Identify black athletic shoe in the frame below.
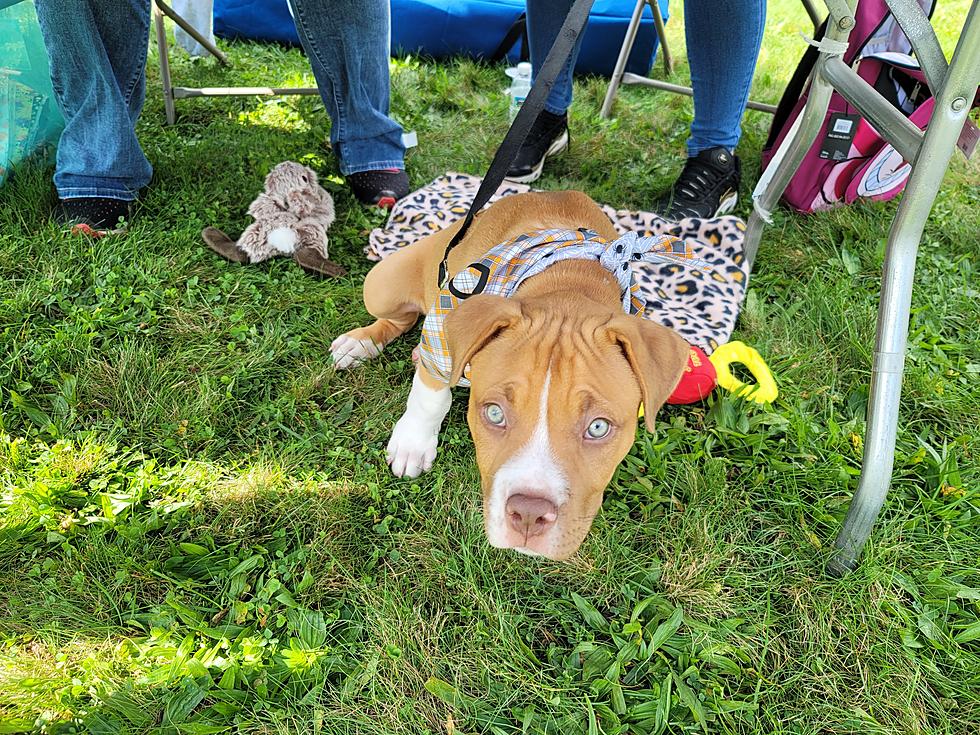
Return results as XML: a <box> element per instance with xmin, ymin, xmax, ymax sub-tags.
<box><xmin>347</xmin><ymin>168</ymin><xmax>410</xmax><ymax>209</ymax></box>
<box><xmin>53</xmin><ymin>197</ymin><xmax>131</xmax><ymax>237</ymax></box>
<box><xmin>505</xmin><ymin>110</ymin><xmax>569</xmax><ymax>184</ymax></box>
<box><xmin>651</xmin><ymin>147</ymin><xmax>741</xmax><ymax>220</ymax></box>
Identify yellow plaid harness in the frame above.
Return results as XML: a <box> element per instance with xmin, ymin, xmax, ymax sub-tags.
<box><xmin>419</xmin><ymin>227</ymin><xmax>686</xmax><ymax>387</ymax></box>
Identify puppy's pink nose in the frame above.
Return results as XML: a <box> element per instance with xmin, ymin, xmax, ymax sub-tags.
<box><xmin>506</xmin><ymin>494</ymin><xmax>557</xmax><ymax>538</ymax></box>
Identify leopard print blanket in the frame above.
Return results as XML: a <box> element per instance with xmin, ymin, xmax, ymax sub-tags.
<box><xmin>366</xmin><ymin>172</ymin><xmax>749</xmax><ymax>354</ymax></box>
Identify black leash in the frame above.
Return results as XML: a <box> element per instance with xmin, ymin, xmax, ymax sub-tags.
<box><xmin>437</xmin><ymin>0</ymin><xmax>596</xmax><ymax>295</ymax></box>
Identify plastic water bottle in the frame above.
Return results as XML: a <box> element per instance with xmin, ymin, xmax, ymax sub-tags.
<box><xmin>507</xmin><ymin>62</ymin><xmax>533</xmax><ymax>122</ymax></box>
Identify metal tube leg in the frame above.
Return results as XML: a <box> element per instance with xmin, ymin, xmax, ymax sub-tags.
<box><xmin>829</xmin><ymin>1</ymin><xmax>980</xmax><ymax>574</ymax></box>
<box><xmin>800</xmin><ymin>0</ymin><xmax>824</xmax><ymax>34</ymax></box>
<box><xmin>650</xmin><ymin>0</ymin><xmax>673</xmax><ymax>76</ymax></box>
<box><xmin>600</xmin><ymin>0</ymin><xmax>648</xmax><ymax>119</ymax></box>
<box><xmin>884</xmin><ymin>0</ymin><xmax>947</xmax><ymax>94</ymax></box>
<box><xmin>745</xmin><ymin>0</ymin><xmax>859</xmax><ymax>267</ymax></box>
<box><xmin>155</xmin><ymin>0</ymin><xmax>230</xmax><ymax>66</ymax></box>
<box><xmin>743</xmin><ymin>57</ymin><xmax>837</xmax><ymax>266</ymax></box>
<box><xmin>153</xmin><ymin>1</ymin><xmax>177</xmax><ymax>125</ymax></box>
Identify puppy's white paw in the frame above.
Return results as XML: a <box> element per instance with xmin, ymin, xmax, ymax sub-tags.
<box><xmin>386</xmin><ymin>418</ymin><xmax>438</xmax><ymax>478</ymax></box>
<box><xmin>385</xmin><ymin>371</ymin><xmax>452</xmax><ymax>478</ymax></box>
<box><xmin>330</xmin><ymin>334</ymin><xmax>383</xmax><ymax>370</ymax></box>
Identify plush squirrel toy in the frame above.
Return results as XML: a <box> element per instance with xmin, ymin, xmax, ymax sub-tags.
<box><xmin>202</xmin><ymin>161</ymin><xmax>345</xmax><ymax>276</ymax></box>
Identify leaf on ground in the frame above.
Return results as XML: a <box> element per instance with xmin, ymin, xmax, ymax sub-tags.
<box><xmin>180</xmin><ymin>542</ymin><xmax>210</xmax><ymax>556</ymax></box>
<box><xmin>841</xmin><ymin>245</ymin><xmax>861</xmax><ymax>275</ymax></box>
<box><xmin>572</xmin><ymin>592</ymin><xmax>608</xmax><ymax>632</ymax></box>
<box><xmin>163</xmin><ymin>678</ymin><xmax>208</xmax><ymax>726</ymax></box>
<box><xmin>649</xmin><ymin>607</ymin><xmax>684</xmax><ymax>654</ymax></box>
<box><xmin>954</xmin><ymin>621</ymin><xmax>980</xmax><ymax>644</ymax></box>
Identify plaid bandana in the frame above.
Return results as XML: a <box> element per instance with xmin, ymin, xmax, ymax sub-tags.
<box><xmin>419</xmin><ymin>227</ymin><xmax>686</xmax><ymax>387</ymax></box>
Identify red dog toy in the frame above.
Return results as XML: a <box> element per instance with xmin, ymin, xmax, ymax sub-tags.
<box><xmin>667</xmin><ymin>344</ymin><xmax>718</xmax><ymax>405</ymax></box>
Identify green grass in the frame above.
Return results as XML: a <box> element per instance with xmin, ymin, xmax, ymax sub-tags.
<box><xmin>2</xmin><ymin>1</ymin><xmax>979</xmax><ymax>732</ymax></box>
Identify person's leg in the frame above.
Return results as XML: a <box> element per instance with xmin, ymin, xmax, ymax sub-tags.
<box><xmin>288</xmin><ymin>0</ymin><xmax>407</xmax><ymax>204</ymax></box>
<box><xmin>652</xmin><ymin>0</ymin><xmax>766</xmax><ymax>219</ymax></box>
<box><xmin>506</xmin><ymin>0</ymin><xmax>582</xmax><ymax>182</ymax></box>
<box><xmin>34</xmin><ymin>0</ymin><xmax>152</xmax><ymax>206</ymax></box>
<box><xmin>686</xmin><ymin>0</ymin><xmax>766</xmax><ymax>155</ymax></box>
<box><xmin>525</xmin><ymin>0</ymin><xmax>579</xmax><ymax>116</ymax></box>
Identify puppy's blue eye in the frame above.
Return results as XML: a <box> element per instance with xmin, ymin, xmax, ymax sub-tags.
<box><xmin>586</xmin><ymin>418</ymin><xmax>610</xmax><ymax>439</ymax></box>
<box><xmin>484</xmin><ymin>403</ymin><xmax>505</xmax><ymax>426</ymax></box>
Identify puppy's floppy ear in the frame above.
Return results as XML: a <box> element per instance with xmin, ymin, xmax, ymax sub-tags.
<box><xmin>444</xmin><ymin>294</ymin><xmax>523</xmax><ymax>387</ymax></box>
<box><xmin>606</xmin><ymin>316</ymin><xmax>689</xmax><ymax>431</ymax></box>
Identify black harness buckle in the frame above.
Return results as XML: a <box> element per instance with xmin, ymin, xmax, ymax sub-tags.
<box><xmin>446</xmin><ymin>262</ymin><xmax>491</xmax><ymax>300</ymax></box>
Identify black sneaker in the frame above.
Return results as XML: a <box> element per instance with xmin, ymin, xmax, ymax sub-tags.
<box><xmin>651</xmin><ymin>147</ymin><xmax>741</xmax><ymax>220</ymax></box>
<box><xmin>347</xmin><ymin>168</ymin><xmax>410</xmax><ymax>209</ymax></box>
<box><xmin>505</xmin><ymin>110</ymin><xmax>569</xmax><ymax>184</ymax></box>
<box><xmin>53</xmin><ymin>197</ymin><xmax>131</xmax><ymax>237</ymax></box>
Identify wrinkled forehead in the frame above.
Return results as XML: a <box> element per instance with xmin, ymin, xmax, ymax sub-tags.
<box><xmin>472</xmin><ymin>326</ymin><xmax>640</xmax><ymax>416</ymax></box>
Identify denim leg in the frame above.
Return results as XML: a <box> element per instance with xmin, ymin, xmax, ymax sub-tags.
<box><xmin>525</xmin><ymin>0</ymin><xmax>582</xmax><ymax>116</ymax></box>
<box><xmin>685</xmin><ymin>0</ymin><xmax>766</xmax><ymax>155</ymax></box>
<box><xmin>34</xmin><ymin>0</ymin><xmax>152</xmax><ymax>201</ymax></box>
<box><xmin>288</xmin><ymin>0</ymin><xmax>405</xmax><ymax>175</ymax></box>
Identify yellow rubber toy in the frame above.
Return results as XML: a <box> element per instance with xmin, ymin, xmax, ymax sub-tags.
<box><xmin>708</xmin><ymin>341</ymin><xmax>778</xmax><ymax>404</ymax></box>
<box><xmin>638</xmin><ymin>341</ymin><xmax>777</xmax><ymax>418</ymax></box>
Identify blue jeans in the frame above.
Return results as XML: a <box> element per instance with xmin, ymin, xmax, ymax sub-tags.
<box><xmin>289</xmin><ymin>0</ymin><xmax>405</xmax><ymax>175</ymax></box>
<box><xmin>34</xmin><ymin>0</ymin><xmax>404</xmax><ymax>201</ymax></box>
<box><xmin>526</xmin><ymin>0</ymin><xmax>767</xmax><ymax>156</ymax></box>
<box><xmin>35</xmin><ymin>0</ymin><xmax>152</xmax><ymax>200</ymax></box>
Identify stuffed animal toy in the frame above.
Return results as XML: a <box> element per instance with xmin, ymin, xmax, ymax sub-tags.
<box><xmin>202</xmin><ymin>161</ymin><xmax>345</xmax><ymax>276</ymax></box>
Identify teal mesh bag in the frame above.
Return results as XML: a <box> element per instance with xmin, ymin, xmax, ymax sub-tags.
<box><xmin>0</xmin><ymin>0</ymin><xmax>64</xmax><ymax>186</ymax></box>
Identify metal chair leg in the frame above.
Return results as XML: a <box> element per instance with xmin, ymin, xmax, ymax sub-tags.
<box><xmin>650</xmin><ymin>0</ymin><xmax>672</xmax><ymax>76</ymax></box>
<box><xmin>155</xmin><ymin>0</ymin><xmax>229</xmax><ymax>66</ymax></box>
<box><xmin>743</xmin><ymin>36</ymin><xmax>853</xmax><ymax>264</ymax></box>
<box><xmin>601</xmin><ymin>0</ymin><xmax>648</xmax><ymax>119</ymax></box>
<box><xmin>153</xmin><ymin>0</ymin><xmax>177</xmax><ymax>126</ymax></box>
<box><xmin>601</xmin><ymin>0</ymin><xmax>790</xmax><ymax>121</ymax></box>
<box><xmin>828</xmin><ymin>0</ymin><xmax>980</xmax><ymax>574</ymax></box>
<box><xmin>884</xmin><ymin>0</ymin><xmax>947</xmax><ymax>94</ymax></box>
<box><xmin>800</xmin><ymin>0</ymin><xmax>825</xmax><ymax>34</ymax></box>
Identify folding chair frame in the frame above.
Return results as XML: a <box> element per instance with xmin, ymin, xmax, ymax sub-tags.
<box><xmin>152</xmin><ymin>0</ymin><xmax>318</xmax><ymax>126</ymax></box>
<box><xmin>600</xmin><ymin>0</ymin><xmax>826</xmax><ymax>118</ymax></box>
<box><xmin>746</xmin><ymin>0</ymin><xmax>979</xmax><ymax>574</ymax></box>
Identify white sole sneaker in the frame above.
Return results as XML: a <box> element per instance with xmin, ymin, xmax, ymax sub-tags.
<box><xmin>505</xmin><ymin>129</ymin><xmax>570</xmax><ymax>184</ymax></box>
<box><xmin>713</xmin><ymin>190</ymin><xmax>739</xmax><ymax>217</ymax></box>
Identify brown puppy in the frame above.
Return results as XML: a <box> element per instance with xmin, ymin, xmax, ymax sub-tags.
<box><xmin>332</xmin><ymin>191</ymin><xmax>688</xmax><ymax>560</ymax></box>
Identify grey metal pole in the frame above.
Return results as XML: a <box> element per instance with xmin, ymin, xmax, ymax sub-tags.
<box><xmin>649</xmin><ymin>0</ymin><xmax>673</xmax><ymax>76</ymax></box>
<box><xmin>882</xmin><ymin>0</ymin><xmax>948</xmax><ymax>94</ymax></box>
<box><xmin>600</xmin><ymin>0</ymin><xmax>649</xmax><ymax>119</ymax></box>
<box><xmin>621</xmin><ymin>74</ymin><xmax>778</xmax><ymax>113</ymax></box>
<box><xmin>821</xmin><ymin>56</ymin><xmax>923</xmax><ymax>161</ymax></box>
<box><xmin>800</xmin><ymin>0</ymin><xmax>825</xmax><ymax>33</ymax></box>
<box><xmin>829</xmin><ymin>0</ymin><xmax>980</xmax><ymax>574</ymax></box>
<box><xmin>743</xmin><ymin>55</ymin><xmax>841</xmax><ymax>264</ymax></box>
<box><xmin>155</xmin><ymin>0</ymin><xmax>230</xmax><ymax>67</ymax></box>
<box><xmin>153</xmin><ymin>1</ymin><xmax>176</xmax><ymax>125</ymax></box>
<box><xmin>743</xmin><ymin>0</ymin><xmax>858</xmax><ymax>267</ymax></box>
